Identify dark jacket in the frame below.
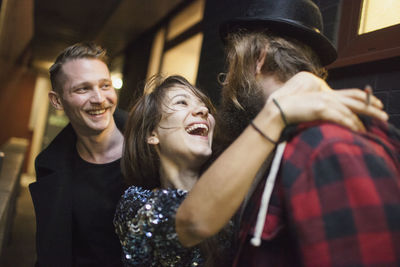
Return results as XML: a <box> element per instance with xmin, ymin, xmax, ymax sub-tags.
<box><xmin>29</xmin><ymin>109</ymin><xmax>127</xmax><ymax>267</ymax></box>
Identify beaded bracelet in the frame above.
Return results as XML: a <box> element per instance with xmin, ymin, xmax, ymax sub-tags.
<box><xmin>250</xmin><ymin>121</ymin><xmax>277</xmax><ymax>145</ymax></box>
<box><xmin>272</xmin><ymin>98</ymin><xmax>288</xmax><ymax>126</ymax></box>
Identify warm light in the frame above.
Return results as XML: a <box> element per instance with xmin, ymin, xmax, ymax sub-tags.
<box><xmin>147</xmin><ymin>28</ymin><xmax>166</xmax><ymax>79</ymax></box>
<box><xmin>167</xmin><ymin>0</ymin><xmax>204</xmax><ymax>40</ymax></box>
<box><xmin>32</xmin><ymin>60</ymin><xmax>54</xmax><ymax>71</ymax></box>
<box><xmin>146</xmin><ymin>0</ymin><xmax>204</xmax><ymax>82</ymax></box>
<box><xmin>359</xmin><ymin>0</ymin><xmax>400</xmax><ymax>34</ymax></box>
<box><xmin>161</xmin><ymin>33</ymin><xmax>203</xmax><ymax>84</ymax></box>
<box><xmin>111</xmin><ymin>74</ymin><xmax>123</xmax><ymax>89</ymax></box>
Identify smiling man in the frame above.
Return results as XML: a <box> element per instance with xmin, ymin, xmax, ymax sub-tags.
<box><xmin>29</xmin><ymin>43</ymin><xmax>127</xmax><ymax>267</ymax></box>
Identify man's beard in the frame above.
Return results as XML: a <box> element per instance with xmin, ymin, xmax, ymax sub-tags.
<box><xmin>215</xmin><ymin>79</ymin><xmax>265</xmax><ymax>151</ymax></box>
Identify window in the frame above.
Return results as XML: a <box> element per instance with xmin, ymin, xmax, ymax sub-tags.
<box><xmin>358</xmin><ymin>0</ymin><xmax>400</xmax><ymax>34</ymax></box>
<box><xmin>146</xmin><ymin>0</ymin><xmax>204</xmax><ymax>84</ymax></box>
<box><xmin>161</xmin><ymin>33</ymin><xmax>203</xmax><ymax>83</ymax></box>
<box><xmin>330</xmin><ymin>0</ymin><xmax>400</xmax><ymax>68</ymax></box>
<box><xmin>167</xmin><ymin>0</ymin><xmax>204</xmax><ymax>40</ymax></box>
<box><xmin>147</xmin><ymin>28</ymin><xmax>166</xmax><ymax>79</ymax></box>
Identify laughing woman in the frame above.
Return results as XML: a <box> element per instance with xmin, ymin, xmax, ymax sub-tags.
<box><xmin>114</xmin><ymin>75</ymin><xmax>233</xmax><ymax>267</ymax></box>
<box><xmin>114</xmin><ymin>74</ymin><xmax>386</xmax><ymax>266</ymax></box>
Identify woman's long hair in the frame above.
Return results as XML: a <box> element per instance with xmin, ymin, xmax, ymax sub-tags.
<box><xmin>122</xmin><ymin>75</ymin><xmax>231</xmax><ymax>267</ymax></box>
<box><xmin>122</xmin><ymin>74</ymin><xmax>215</xmax><ymax>188</ymax></box>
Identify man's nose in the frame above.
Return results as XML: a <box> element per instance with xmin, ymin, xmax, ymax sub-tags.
<box><xmin>90</xmin><ymin>88</ymin><xmax>105</xmax><ymax>103</ymax></box>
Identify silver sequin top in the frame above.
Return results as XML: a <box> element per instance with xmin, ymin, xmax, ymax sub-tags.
<box><xmin>114</xmin><ymin>186</ymin><xmax>205</xmax><ymax>266</ymax></box>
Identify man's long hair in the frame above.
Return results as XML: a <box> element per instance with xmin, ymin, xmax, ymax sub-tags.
<box><xmin>217</xmin><ymin>30</ymin><xmax>327</xmax><ymax>146</ymax></box>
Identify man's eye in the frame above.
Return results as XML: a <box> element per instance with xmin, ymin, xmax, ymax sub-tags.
<box><xmin>75</xmin><ymin>87</ymin><xmax>88</xmax><ymax>93</ymax></box>
<box><xmin>102</xmin><ymin>83</ymin><xmax>112</xmax><ymax>89</ymax></box>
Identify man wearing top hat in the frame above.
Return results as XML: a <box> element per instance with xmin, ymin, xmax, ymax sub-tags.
<box><xmin>214</xmin><ymin>0</ymin><xmax>400</xmax><ymax>266</ymax></box>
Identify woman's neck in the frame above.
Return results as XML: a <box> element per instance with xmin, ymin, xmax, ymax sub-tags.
<box><xmin>158</xmin><ymin>159</ymin><xmax>200</xmax><ymax>191</ymax></box>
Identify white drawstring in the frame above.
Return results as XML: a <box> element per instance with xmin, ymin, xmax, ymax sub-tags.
<box><xmin>250</xmin><ymin>141</ymin><xmax>287</xmax><ymax>247</ymax></box>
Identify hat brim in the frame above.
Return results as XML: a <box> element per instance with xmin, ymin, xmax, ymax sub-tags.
<box><xmin>220</xmin><ymin>17</ymin><xmax>337</xmax><ymax>66</ymax></box>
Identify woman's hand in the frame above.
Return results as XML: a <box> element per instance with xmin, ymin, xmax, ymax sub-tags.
<box><xmin>268</xmin><ymin>72</ymin><xmax>388</xmax><ymax>132</ymax></box>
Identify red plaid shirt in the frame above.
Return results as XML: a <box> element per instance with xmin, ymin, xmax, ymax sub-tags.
<box><xmin>234</xmin><ymin>117</ymin><xmax>400</xmax><ymax>267</ymax></box>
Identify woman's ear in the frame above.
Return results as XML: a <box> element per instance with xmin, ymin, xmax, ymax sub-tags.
<box><xmin>48</xmin><ymin>91</ymin><xmax>64</xmax><ymax>110</ymax></box>
<box><xmin>147</xmin><ymin>132</ymin><xmax>159</xmax><ymax>145</ymax></box>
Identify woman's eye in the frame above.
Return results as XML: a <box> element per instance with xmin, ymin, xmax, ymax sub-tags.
<box><xmin>176</xmin><ymin>100</ymin><xmax>187</xmax><ymax>105</ymax></box>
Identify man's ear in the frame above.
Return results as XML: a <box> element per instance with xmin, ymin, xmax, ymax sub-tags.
<box><xmin>147</xmin><ymin>132</ymin><xmax>159</xmax><ymax>145</ymax></box>
<box><xmin>48</xmin><ymin>91</ymin><xmax>64</xmax><ymax>110</ymax></box>
<box><xmin>256</xmin><ymin>48</ymin><xmax>267</xmax><ymax>75</ymax></box>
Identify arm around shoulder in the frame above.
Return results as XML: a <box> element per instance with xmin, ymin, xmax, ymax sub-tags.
<box><xmin>176</xmin><ymin>102</ymin><xmax>284</xmax><ymax>247</ymax></box>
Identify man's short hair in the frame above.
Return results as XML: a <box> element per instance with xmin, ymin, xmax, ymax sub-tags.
<box><xmin>49</xmin><ymin>42</ymin><xmax>109</xmax><ymax>93</ymax></box>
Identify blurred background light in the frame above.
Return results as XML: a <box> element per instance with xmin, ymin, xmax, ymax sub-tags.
<box><xmin>111</xmin><ymin>73</ymin><xmax>123</xmax><ymax>89</ymax></box>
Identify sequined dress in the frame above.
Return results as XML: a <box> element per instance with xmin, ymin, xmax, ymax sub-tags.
<box><xmin>114</xmin><ymin>186</ymin><xmax>224</xmax><ymax>266</ymax></box>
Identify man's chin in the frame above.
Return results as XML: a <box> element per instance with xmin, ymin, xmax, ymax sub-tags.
<box><xmin>218</xmin><ymin>93</ymin><xmax>265</xmax><ymax>146</ymax></box>
<box><xmin>83</xmin><ymin>117</ymin><xmax>113</xmax><ymax>134</ymax></box>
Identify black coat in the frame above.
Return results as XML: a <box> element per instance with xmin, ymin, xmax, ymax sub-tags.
<box><xmin>29</xmin><ymin>109</ymin><xmax>127</xmax><ymax>267</ymax></box>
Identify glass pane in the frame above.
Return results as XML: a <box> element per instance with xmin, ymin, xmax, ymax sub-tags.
<box><xmin>359</xmin><ymin>0</ymin><xmax>400</xmax><ymax>34</ymax></box>
<box><xmin>147</xmin><ymin>28</ymin><xmax>166</xmax><ymax>79</ymax></box>
<box><xmin>167</xmin><ymin>0</ymin><xmax>204</xmax><ymax>40</ymax></box>
<box><xmin>161</xmin><ymin>33</ymin><xmax>203</xmax><ymax>84</ymax></box>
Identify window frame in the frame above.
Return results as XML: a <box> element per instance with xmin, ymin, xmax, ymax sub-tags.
<box><xmin>149</xmin><ymin>0</ymin><xmax>204</xmax><ymax>84</ymax></box>
<box><xmin>329</xmin><ymin>0</ymin><xmax>400</xmax><ymax>69</ymax></box>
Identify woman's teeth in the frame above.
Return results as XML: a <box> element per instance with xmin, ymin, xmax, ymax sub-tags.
<box><xmin>185</xmin><ymin>124</ymin><xmax>208</xmax><ymax>136</ymax></box>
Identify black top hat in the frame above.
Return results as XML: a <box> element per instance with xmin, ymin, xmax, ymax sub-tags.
<box><xmin>219</xmin><ymin>0</ymin><xmax>337</xmax><ymax>66</ymax></box>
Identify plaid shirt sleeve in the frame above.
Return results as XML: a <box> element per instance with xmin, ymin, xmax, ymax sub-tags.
<box><xmin>280</xmin><ymin>122</ymin><xmax>400</xmax><ymax>266</ymax></box>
